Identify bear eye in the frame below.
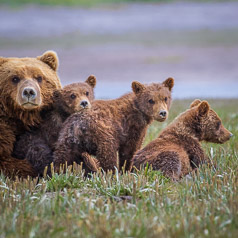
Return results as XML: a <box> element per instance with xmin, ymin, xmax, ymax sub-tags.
<box><xmin>216</xmin><ymin>121</ymin><xmax>221</xmax><ymax>130</ymax></box>
<box><xmin>165</xmin><ymin>97</ymin><xmax>168</xmax><ymax>102</ymax></box>
<box><xmin>70</xmin><ymin>94</ymin><xmax>76</xmax><ymax>99</ymax></box>
<box><xmin>36</xmin><ymin>76</ymin><xmax>42</xmax><ymax>83</ymax></box>
<box><xmin>86</xmin><ymin>92</ymin><xmax>89</xmax><ymax>96</ymax></box>
<box><xmin>148</xmin><ymin>99</ymin><xmax>155</xmax><ymax>104</ymax></box>
<box><xmin>12</xmin><ymin>76</ymin><xmax>20</xmax><ymax>84</ymax></box>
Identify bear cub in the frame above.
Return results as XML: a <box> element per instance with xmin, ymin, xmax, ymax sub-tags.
<box><xmin>132</xmin><ymin>99</ymin><xmax>233</xmax><ymax>180</ymax></box>
<box><xmin>13</xmin><ymin>75</ymin><xmax>97</xmax><ymax>176</ymax></box>
<box><xmin>53</xmin><ymin>78</ymin><xmax>174</xmax><ymax>172</ymax></box>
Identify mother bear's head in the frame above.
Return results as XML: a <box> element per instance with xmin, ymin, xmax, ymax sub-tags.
<box><xmin>0</xmin><ymin>51</ymin><xmax>62</xmax><ymax>126</ymax></box>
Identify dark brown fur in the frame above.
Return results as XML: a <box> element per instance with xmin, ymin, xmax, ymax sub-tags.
<box><xmin>53</xmin><ymin>78</ymin><xmax>174</xmax><ymax>172</ymax></box>
<box><xmin>13</xmin><ymin>76</ymin><xmax>97</xmax><ymax>176</ymax></box>
<box><xmin>0</xmin><ymin>51</ymin><xmax>61</xmax><ymax>178</ymax></box>
<box><xmin>132</xmin><ymin>99</ymin><xmax>233</xmax><ymax>180</ymax></box>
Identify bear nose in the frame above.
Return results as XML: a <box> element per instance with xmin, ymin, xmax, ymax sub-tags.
<box><xmin>80</xmin><ymin>100</ymin><xmax>88</xmax><ymax>108</ymax></box>
<box><xmin>22</xmin><ymin>87</ymin><xmax>37</xmax><ymax>99</ymax></box>
<box><xmin>159</xmin><ymin>110</ymin><xmax>167</xmax><ymax>118</ymax></box>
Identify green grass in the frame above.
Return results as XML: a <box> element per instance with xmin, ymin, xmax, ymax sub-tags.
<box><xmin>1</xmin><ymin>29</ymin><xmax>238</xmax><ymax>51</ymax></box>
<box><xmin>0</xmin><ymin>0</ymin><xmax>236</xmax><ymax>7</ymax></box>
<box><xmin>1</xmin><ymin>99</ymin><xmax>238</xmax><ymax>237</ymax></box>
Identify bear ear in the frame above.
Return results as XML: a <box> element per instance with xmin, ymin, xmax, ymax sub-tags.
<box><xmin>132</xmin><ymin>81</ymin><xmax>145</xmax><ymax>95</ymax></box>
<box><xmin>198</xmin><ymin>101</ymin><xmax>210</xmax><ymax>116</ymax></box>
<box><xmin>85</xmin><ymin>75</ymin><xmax>96</xmax><ymax>88</ymax></box>
<box><xmin>190</xmin><ymin>99</ymin><xmax>202</xmax><ymax>108</ymax></box>
<box><xmin>162</xmin><ymin>77</ymin><xmax>174</xmax><ymax>91</ymax></box>
<box><xmin>0</xmin><ymin>57</ymin><xmax>7</xmax><ymax>66</ymax></box>
<box><xmin>37</xmin><ymin>51</ymin><xmax>59</xmax><ymax>71</ymax></box>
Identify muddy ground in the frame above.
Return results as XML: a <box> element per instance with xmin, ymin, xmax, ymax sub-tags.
<box><xmin>0</xmin><ymin>2</ymin><xmax>238</xmax><ymax>98</ymax></box>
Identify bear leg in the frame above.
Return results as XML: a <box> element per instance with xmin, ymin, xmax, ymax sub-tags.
<box><xmin>25</xmin><ymin>138</ymin><xmax>53</xmax><ymax>177</ymax></box>
<box><xmin>119</xmin><ymin>144</ymin><xmax>138</xmax><ymax>171</ymax></box>
<box><xmin>0</xmin><ymin>156</ymin><xmax>37</xmax><ymax>178</ymax></box>
<box><xmin>96</xmin><ymin>143</ymin><xmax>118</xmax><ymax>172</ymax></box>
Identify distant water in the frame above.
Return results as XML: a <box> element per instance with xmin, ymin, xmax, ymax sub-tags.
<box><xmin>92</xmin><ymin>81</ymin><xmax>238</xmax><ymax>99</ymax></box>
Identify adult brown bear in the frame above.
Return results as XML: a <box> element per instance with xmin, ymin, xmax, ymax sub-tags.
<box><xmin>0</xmin><ymin>51</ymin><xmax>61</xmax><ymax>178</ymax></box>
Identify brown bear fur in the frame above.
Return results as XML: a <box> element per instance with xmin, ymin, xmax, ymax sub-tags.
<box><xmin>12</xmin><ymin>75</ymin><xmax>97</xmax><ymax>176</ymax></box>
<box><xmin>0</xmin><ymin>51</ymin><xmax>61</xmax><ymax>178</ymax></box>
<box><xmin>53</xmin><ymin>78</ymin><xmax>174</xmax><ymax>172</ymax></box>
<box><xmin>132</xmin><ymin>99</ymin><xmax>233</xmax><ymax>180</ymax></box>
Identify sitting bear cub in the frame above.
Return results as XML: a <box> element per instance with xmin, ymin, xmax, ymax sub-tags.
<box><xmin>53</xmin><ymin>78</ymin><xmax>174</xmax><ymax>172</ymax></box>
<box><xmin>132</xmin><ymin>99</ymin><xmax>233</xmax><ymax>180</ymax></box>
<box><xmin>13</xmin><ymin>75</ymin><xmax>97</xmax><ymax>176</ymax></box>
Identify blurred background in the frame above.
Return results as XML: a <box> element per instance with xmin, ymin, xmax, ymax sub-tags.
<box><xmin>0</xmin><ymin>0</ymin><xmax>238</xmax><ymax>99</ymax></box>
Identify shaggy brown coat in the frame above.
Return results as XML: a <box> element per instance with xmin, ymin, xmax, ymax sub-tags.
<box><xmin>13</xmin><ymin>76</ymin><xmax>97</xmax><ymax>176</ymax></box>
<box><xmin>132</xmin><ymin>99</ymin><xmax>233</xmax><ymax>180</ymax></box>
<box><xmin>53</xmin><ymin>78</ymin><xmax>174</xmax><ymax>172</ymax></box>
<box><xmin>0</xmin><ymin>51</ymin><xmax>61</xmax><ymax>178</ymax></box>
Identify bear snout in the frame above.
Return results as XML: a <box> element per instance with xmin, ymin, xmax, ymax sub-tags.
<box><xmin>80</xmin><ymin>100</ymin><xmax>90</xmax><ymax>109</ymax></box>
<box><xmin>17</xmin><ymin>79</ymin><xmax>42</xmax><ymax>109</ymax></box>
<box><xmin>159</xmin><ymin>110</ymin><xmax>167</xmax><ymax>118</ymax></box>
<box><xmin>22</xmin><ymin>87</ymin><xmax>37</xmax><ymax>100</ymax></box>
<box><xmin>155</xmin><ymin>109</ymin><xmax>168</xmax><ymax>122</ymax></box>
<box><xmin>217</xmin><ymin>127</ymin><xmax>233</xmax><ymax>144</ymax></box>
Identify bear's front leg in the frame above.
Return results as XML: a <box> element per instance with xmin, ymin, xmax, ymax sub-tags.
<box><xmin>96</xmin><ymin>142</ymin><xmax>118</xmax><ymax>172</ymax></box>
<box><xmin>119</xmin><ymin>143</ymin><xmax>142</xmax><ymax>171</ymax></box>
<box><xmin>25</xmin><ymin>137</ymin><xmax>53</xmax><ymax>176</ymax></box>
<box><xmin>53</xmin><ymin>136</ymin><xmax>80</xmax><ymax>173</ymax></box>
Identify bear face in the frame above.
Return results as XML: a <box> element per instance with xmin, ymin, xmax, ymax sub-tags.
<box><xmin>53</xmin><ymin>75</ymin><xmax>96</xmax><ymax>115</ymax></box>
<box><xmin>0</xmin><ymin>51</ymin><xmax>61</xmax><ymax>114</ymax></box>
<box><xmin>190</xmin><ymin>100</ymin><xmax>232</xmax><ymax>144</ymax></box>
<box><xmin>132</xmin><ymin>77</ymin><xmax>174</xmax><ymax>122</ymax></box>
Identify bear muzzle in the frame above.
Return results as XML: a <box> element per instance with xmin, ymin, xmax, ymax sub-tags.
<box><xmin>17</xmin><ymin>79</ymin><xmax>42</xmax><ymax>109</ymax></box>
<box><xmin>155</xmin><ymin>110</ymin><xmax>168</xmax><ymax>122</ymax></box>
<box><xmin>76</xmin><ymin>100</ymin><xmax>91</xmax><ymax>112</ymax></box>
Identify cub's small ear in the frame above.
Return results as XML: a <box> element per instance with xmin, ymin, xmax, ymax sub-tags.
<box><xmin>86</xmin><ymin>75</ymin><xmax>96</xmax><ymax>88</ymax></box>
<box><xmin>162</xmin><ymin>77</ymin><xmax>174</xmax><ymax>91</ymax></box>
<box><xmin>198</xmin><ymin>101</ymin><xmax>210</xmax><ymax>116</ymax></box>
<box><xmin>132</xmin><ymin>81</ymin><xmax>145</xmax><ymax>95</ymax></box>
<box><xmin>52</xmin><ymin>90</ymin><xmax>62</xmax><ymax>101</ymax></box>
<box><xmin>37</xmin><ymin>51</ymin><xmax>59</xmax><ymax>71</ymax></box>
<box><xmin>190</xmin><ymin>99</ymin><xmax>202</xmax><ymax>108</ymax></box>
<box><xmin>0</xmin><ymin>57</ymin><xmax>7</xmax><ymax>66</ymax></box>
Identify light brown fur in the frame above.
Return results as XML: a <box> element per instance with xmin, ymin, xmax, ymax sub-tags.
<box><xmin>132</xmin><ymin>99</ymin><xmax>232</xmax><ymax>180</ymax></box>
<box><xmin>13</xmin><ymin>76</ymin><xmax>97</xmax><ymax>176</ymax></box>
<box><xmin>0</xmin><ymin>51</ymin><xmax>61</xmax><ymax>178</ymax></box>
<box><xmin>53</xmin><ymin>78</ymin><xmax>174</xmax><ymax>172</ymax></box>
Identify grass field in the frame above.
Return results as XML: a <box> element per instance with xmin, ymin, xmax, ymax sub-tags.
<box><xmin>0</xmin><ymin>99</ymin><xmax>237</xmax><ymax>238</ymax></box>
<box><xmin>0</xmin><ymin>0</ymin><xmax>236</xmax><ymax>7</ymax></box>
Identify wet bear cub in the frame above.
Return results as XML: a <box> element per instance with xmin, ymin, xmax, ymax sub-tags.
<box><xmin>53</xmin><ymin>77</ymin><xmax>174</xmax><ymax>172</ymax></box>
<box><xmin>132</xmin><ymin>99</ymin><xmax>233</xmax><ymax>180</ymax></box>
<box><xmin>13</xmin><ymin>75</ymin><xmax>96</xmax><ymax>176</ymax></box>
